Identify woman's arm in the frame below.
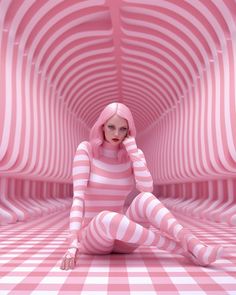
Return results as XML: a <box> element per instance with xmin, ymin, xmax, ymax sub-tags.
<box><xmin>123</xmin><ymin>136</ymin><xmax>153</xmax><ymax>192</ymax></box>
<box><xmin>68</xmin><ymin>141</ymin><xmax>91</xmax><ymax>248</ymax></box>
<box><xmin>61</xmin><ymin>141</ymin><xmax>91</xmax><ymax>270</ymax></box>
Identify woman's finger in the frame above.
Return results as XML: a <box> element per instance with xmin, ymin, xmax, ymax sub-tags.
<box><xmin>60</xmin><ymin>258</ymin><xmax>65</xmax><ymax>270</ymax></box>
<box><xmin>70</xmin><ymin>257</ymin><xmax>75</xmax><ymax>269</ymax></box>
<box><xmin>60</xmin><ymin>251</ymin><xmax>77</xmax><ymax>270</ymax></box>
<box><xmin>65</xmin><ymin>258</ymin><xmax>70</xmax><ymax>270</ymax></box>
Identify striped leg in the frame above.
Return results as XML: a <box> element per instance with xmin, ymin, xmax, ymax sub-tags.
<box><xmin>80</xmin><ymin>210</ymin><xmax>184</xmax><ymax>255</ymax></box>
<box><xmin>125</xmin><ymin>192</ymin><xmax>224</xmax><ymax>266</ymax></box>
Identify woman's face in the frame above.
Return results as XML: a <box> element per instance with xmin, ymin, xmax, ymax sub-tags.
<box><xmin>103</xmin><ymin>114</ymin><xmax>129</xmax><ymax>145</ymax></box>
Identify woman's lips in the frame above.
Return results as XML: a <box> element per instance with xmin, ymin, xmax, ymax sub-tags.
<box><xmin>112</xmin><ymin>138</ymin><xmax>119</xmax><ymax>142</ymax></box>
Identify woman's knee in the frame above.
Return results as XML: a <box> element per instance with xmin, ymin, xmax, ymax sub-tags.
<box><xmin>127</xmin><ymin>192</ymin><xmax>161</xmax><ymax>221</ymax></box>
<box><xmin>131</xmin><ymin>192</ymin><xmax>158</xmax><ymax>206</ymax></box>
<box><xmin>95</xmin><ymin>210</ymin><xmax>118</xmax><ymax>223</ymax></box>
<box><xmin>94</xmin><ymin>210</ymin><xmax>119</xmax><ymax>234</ymax></box>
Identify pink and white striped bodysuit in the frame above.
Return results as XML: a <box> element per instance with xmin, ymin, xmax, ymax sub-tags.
<box><xmin>68</xmin><ymin>139</ymin><xmax>223</xmax><ymax>265</ymax></box>
<box><xmin>69</xmin><ymin>139</ymin><xmax>153</xmax><ymax>251</ymax></box>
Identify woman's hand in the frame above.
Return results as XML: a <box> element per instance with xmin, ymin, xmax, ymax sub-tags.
<box><xmin>60</xmin><ymin>247</ymin><xmax>78</xmax><ymax>270</ymax></box>
<box><xmin>122</xmin><ymin>136</ymin><xmax>138</xmax><ymax>154</ymax></box>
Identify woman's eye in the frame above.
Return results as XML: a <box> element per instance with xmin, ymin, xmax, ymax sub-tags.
<box><xmin>108</xmin><ymin>125</ymin><xmax>115</xmax><ymax>129</ymax></box>
<box><xmin>120</xmin><ymin>127</ymin><xmax>127</xmax><ymax>132</ymax></box>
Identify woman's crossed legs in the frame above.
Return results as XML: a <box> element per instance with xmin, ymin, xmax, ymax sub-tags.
<box><xmin>80</xmin><ymin>192</ymin><xmax>223</xmax><ymax>266</ymax></box>
<box><xmin>80</xmin><ymin>210</ymin><xmax>184</xmax><ymax>256</ymax></box>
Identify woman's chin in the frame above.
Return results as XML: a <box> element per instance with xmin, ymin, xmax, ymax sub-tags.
<box><xmin>111</xmin><ymin>141</ymin><xmax>120</xmax><ymax>145</ymax></box>
<box><xmin>110</xmin><ymin>139</ymin><xmax>121</xmax><ymax>145</ymax></box>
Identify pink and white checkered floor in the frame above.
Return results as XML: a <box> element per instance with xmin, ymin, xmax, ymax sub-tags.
<box><xmin>1</xmin><ymin>206</ymin><xmax>236</xmax><ymax>295</ymax></box>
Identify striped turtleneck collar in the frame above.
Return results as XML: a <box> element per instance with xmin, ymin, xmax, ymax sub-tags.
<box><xmin>101</xmin><ymin>140</ymin><xmax>120</xmax><ymax>158</ymax></box>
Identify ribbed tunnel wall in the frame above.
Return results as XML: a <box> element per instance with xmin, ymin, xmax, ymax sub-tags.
<box><xmin>0</xmin><ymin>0</ymin><xmax>236</xmax><ymax>226</ymax></box>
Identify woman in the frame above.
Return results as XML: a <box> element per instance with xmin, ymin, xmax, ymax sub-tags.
<box><xmin>60</xmin><ymin>102</ymin><xmax>224</xmax><ymax>270</ymax></box>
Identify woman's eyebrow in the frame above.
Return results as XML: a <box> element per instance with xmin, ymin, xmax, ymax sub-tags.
<box><xmin>108</xmin><ymin>124</ymin><xmax>127</xmax><ymax>128</ymax></box>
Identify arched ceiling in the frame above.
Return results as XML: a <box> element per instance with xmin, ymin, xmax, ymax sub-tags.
<box><xmin>1</xmin><ymin>0</ymin><xmax>235</xmax><ymax>132</ymax></box>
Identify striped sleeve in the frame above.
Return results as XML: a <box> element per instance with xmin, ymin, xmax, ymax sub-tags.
<box><xmin>126</xmin><ymin>143</ymin><xmax>153</xmax><ymax>192</ymax></box>
<box><xmin>68</xmin><ymin>141</ymin><xmax>90</xmax><ymax>248</ymax></box>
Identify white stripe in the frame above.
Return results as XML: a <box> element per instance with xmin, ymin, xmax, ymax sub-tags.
<box><xmin>167</xmin><ymin>218</ymin><xmax>176</xmax><ymax>230</ymax></box>
<box><xmin>133</xmin><ymin>161</ymin><xmax>146</xmax><ymax>167</ymax></box>
<box><xmin>135</xmin><ymin>170</ymin><xmax>151</xmax><ymax>177</ymax></box>
<box><xmin>157</xmin><ymin>235</ymin><xmax>165</xmax><ymax>248</ymax></box>
<box><xmin>77</xmin><ymin>142</ymin><xmax>89</xmax><ymax>151</ymax></box>
<box><xmin>146</xmin><ymin>230</ymin><xmax>155</xmax><ymax>245</ymax></box>
<box><xmin>86</xmin><ymin>187</ymin><xmax>132</xmax><ymax>195</ymax></box>
<box><xmin>132</xmin><ymin>149</ymin><xmax>145</xmax><ymax>156</ymax></box>
<box><xmin>101</xmin><ymin>212</ymin><xmax>117</xmax><ymax>239</ymax></box>
<box><xmin>146</xmin><ymin>199</ymin><xmax>158</xmax><ymax>216</ymax></box>
<box><xmin>193</xmin><ymin>243</ymin><xmax>205</xmax><ymax>257</ymax></box>
<box><xmin>202</xmin><ymin>246</ymin><xmax>211</xmax><ymax>264</ymax></box>
<box><xmin>73</xmin><ymin>166</ymin><xmax>90</xmax><ymax>174</ymax></box>
<box><xmin>128</xmin><ymin>224</ymin><xmax>142</xmax><ymax>243</ymax></box>
<box><xmin>74</xmin><ymin>179</ymin><xmax>88</xmax><ymax>186</ymax></box>
<box><xmin>137</xmin><ymin>150</ymin><xmax>145</xmax><ymax>157</ymax></box>
<box><xmin>173</xmin><ymin>224</ymin><xmax>183</xmax><ymax>237</ymax></box>
<box><xmin>92</xmin><ymin>158</ymin><xmax>131</xmax><ymax>172</ymax></box>
<box><xmin>90</xmin><ymin>173</ymin><xmax>133</xmax><ymax>185</ymax></box>
<box><xmin>137</xmin><ymin>194</ymin><xmax>150</xmax><ymax>214</ymax></box>
<box><xmin>155</xmin><ymin>207</ymin><xmax>169</xmax><ymax>227</ymax></box>
<box><xmin>73</xmin><ymin>198</ymin><xmax>83</xmax><ymax>205</ymax></box>
<box><xmin>70</xmin><ymin>222</ymin><xmax>81</xmax><ymax>230</ymax></box>
<box><xmin>126</xmin><ymin>145</ymin><xmax>137</xmax><ymax>152</ymax></box>
<box><xmin>101</xmin><ymin>212</ymin><xmax>117</xmax><ymax>223</ymax></box>
<box><xmin>74</xmin><ymin>154</ymin><xmax>89</xmax><ymax>161</ymax></box>
<box><xmin>70</xmin><ymin>211</ymin><xmax>83</xmax><ymax>218</ymax></box>
<box><xmin>117</xmin><ymin>216</ymin><xmax>130</xmax><ymax>239</ymax></box>
<box><xmin>136</xmin><ymin>180</ymin><xmax>153</xmax><ymax>187</ymax></box>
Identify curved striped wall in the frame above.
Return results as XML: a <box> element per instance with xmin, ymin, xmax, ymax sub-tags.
<box><xmin>0</xmin><ymin>0</ymin><xmax>235</xmax><ymax>225</ymax></box>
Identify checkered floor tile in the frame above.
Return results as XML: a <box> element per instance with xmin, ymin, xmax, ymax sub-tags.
<box><xmin>0</xmin><ymin>208</ymin><xmax>236</xmax><ymax>294</ymax></box>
